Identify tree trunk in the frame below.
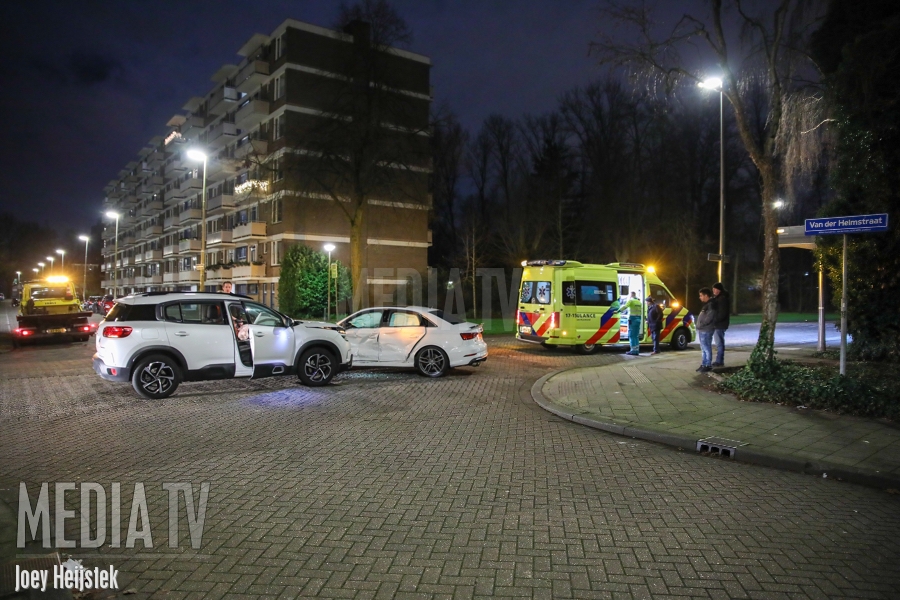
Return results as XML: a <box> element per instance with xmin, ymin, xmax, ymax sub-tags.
<box><xmin>350</xmin><ymin>202</ymin><xmax>367</xmax><ymax>310</ymax></box>
<box><xmin>759</xmin><ymin>170</ymin><xmax>780</xmax><ymax>356</ymax></box>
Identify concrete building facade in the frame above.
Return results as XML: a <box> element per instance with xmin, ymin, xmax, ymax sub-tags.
<box><xmin>101</xmin><ymin>18</ymin><xmax>432</xmax><ymax>310</ymax></box>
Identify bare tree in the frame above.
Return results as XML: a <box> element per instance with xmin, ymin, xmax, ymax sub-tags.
<box><xmin>431</xmin><ymin>108</ymin><xmax>469</xmax><ymax>247</ymax></box>
<box><xmin>280</xmin><ymin>0</ymin><xmax>430</xmax><ymax>305</ymax></box>
<box><xmin>592</xmin><ymin>0</ymin><xmax>824</xmax><ymax>356</ymax></box>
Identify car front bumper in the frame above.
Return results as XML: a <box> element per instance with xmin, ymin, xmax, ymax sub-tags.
<box><xmin>92</xmin><ymin>354</ymin><xmax>130</xmax><ymax>382</ymax></box>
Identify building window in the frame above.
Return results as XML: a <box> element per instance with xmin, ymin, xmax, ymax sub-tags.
<box><xmin>275</xmin><ymin>34</ymin><xmax>286</xmax><ymax>59</ymax></box>
<box><xmin>271</xmin><ymin>241</ymin><xmax>282</xmax><ymax>265</ymax></box>
<box><xmin>274</xmin><ymin>114</ymin><xmax>285</xmax><ymax>140</ymax></box>
<box><xmin>235</xmin><ymin>246</ymin><xmax>248</xmax><ymax>262</ymax></box>
<box><xmin>274</xmin><ymin>75</ymin><xmax>285</xmax><ymax>100</ymax></box>
<box><xmin>272</xmin><ymin>199</ymin><xmax>283</xmax><ymax>223</ymax></box>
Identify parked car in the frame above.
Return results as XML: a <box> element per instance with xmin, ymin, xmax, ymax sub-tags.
<box><xmin>337</xmin><ymin>306</ymin><xmax>487</xmax><ymax>377</ymax></box>
<box><xmin>98</xmin><ymin>295</ymin><xmax>115</xmax><ymax>315</ymax></box>
<box><xmin>93</xmin><ymin>292</ymin><xmax>352</xmax><ymax>399</ymax></box>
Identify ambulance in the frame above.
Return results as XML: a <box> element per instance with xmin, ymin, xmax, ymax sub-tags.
<box><xmin>516</xmin><ymin>260</ymin><xmax>695</xmax><ymax>354</ymax></box>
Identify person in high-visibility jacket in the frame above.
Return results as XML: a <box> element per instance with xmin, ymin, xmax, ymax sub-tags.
<box><xmin>621</xmin><ymin>291</ymin><xmax>644</xmax><ymax>355</ymax></box>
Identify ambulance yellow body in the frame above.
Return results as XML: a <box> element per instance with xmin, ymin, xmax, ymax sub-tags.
<box><xmin>516</xmin><ymin>260</ymin><xmax>695</xmax><ymax>354</ymax></box>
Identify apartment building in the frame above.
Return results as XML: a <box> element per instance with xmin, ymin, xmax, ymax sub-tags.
<box><xmin>101</xmin><ymin>17</ymin><xmax>432</xmax><ymax>309</ymax></box>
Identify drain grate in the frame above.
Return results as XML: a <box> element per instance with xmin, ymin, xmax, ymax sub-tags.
<box><xmin>696</xmin><ymin>436</ymin><xmax>748</xmax><ymax>459</ymax></box>
<box><xmin>623</xmin><ymin>366</ymin><xmax>650</xmax><ymax>384</ymax></box>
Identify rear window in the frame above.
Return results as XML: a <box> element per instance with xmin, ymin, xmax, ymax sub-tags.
<box><xmin>29</xmin><ymin>286</ymin><xmax>70</xmax><ymax>299</ymax></box>
<box><xmin>105</xmin><ymin>303</ymin><xmax>158</xmax><ymax>322</ymax></box>
<box><xmin>428</xmin><ymin>310</ymin><xmax>463</xmax><ymax>325</ymax></box>
<box><xmin>520</xmin><ymin>281</ymin><xmax>552</xmax><ymax>305</ymax></box>
<box><xmin>575</xmin><ymin>281</ymin><xmax>616</xmax><ymax>306</ymax></box>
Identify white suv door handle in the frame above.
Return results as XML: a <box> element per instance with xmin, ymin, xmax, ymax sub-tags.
<box><xmin>254</xmin><ymin>332</ymin><xmax>265</xmax><ymax>337</ymax></box>
<box><xmin>174</xmin><ymin>331</ymin><xmax>189</xmax><ymax>337</ymax></box>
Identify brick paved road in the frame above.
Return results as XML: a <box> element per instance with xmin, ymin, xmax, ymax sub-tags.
<box><xmin>1</xmin><ymin>318</ymin><xmax>899</xmax><ymax>598</ymax></box>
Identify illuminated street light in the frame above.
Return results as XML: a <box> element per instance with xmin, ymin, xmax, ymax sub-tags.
<box><xmin>699</xmin><ymin>76</ymin><xmax>726</xmax><ymax>283</ymax></box>
<box><xmin>324</xmin><ymin>243</ymin><xmax>335</xmax><ymax>321</ymax></box>
<box><xmin>106</xmin><ymin>211</ymin><xmax>120</xmax><ymax>297</ymax></box>
<box><xmin>773</xmin><ymin>200</ymin><xmax>785</xmax><ymax>209</ymax></box>
<box><xmin>38</xmin><ymin>262</ymin><xmax>45</xmax><ymax>275</ymax></box>
<box><xmin>46</xmin><ymin>256</ymin><xmax>55</xmax><ymax>273</ymax></box>
<box><xmin>79</xmin><ymin>235</ymin><xmax>90</xmax><ymax>302</ymax></box>
<box><xmin>186</xmin><ymin>149</ymin><xmax>209</xmax><ymax>291</ymax></box>
<box><xmin>56</xmin><ymin>248</ymin><xmax>66</xmax><ymax>273</ymax></box>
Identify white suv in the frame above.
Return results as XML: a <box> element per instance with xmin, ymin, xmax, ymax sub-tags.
<box><xmin>92</xmin><ymin>292</ymin><xmax>352</xmax><ymax>399</ymax></box>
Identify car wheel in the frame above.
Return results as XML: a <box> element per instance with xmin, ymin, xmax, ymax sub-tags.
<box><xmin>670</xmin><ymin>327</ymin><xmax>690</xmax><ymax>351</ymax></box>
<box><xmin>415</xmin><ymin>347</ymin><xmax>449</xmax><ymax>377</ymax></box>
<box><xmin>131</xmin><ymin>354</ymin><xmax>180</xmax><ymax>399</ymax></box>
<box><xmin>577</xmin><ymin>343</ymin><xmax>599</xmax><ymax>355</ymax></box>
<box><xmin>297</xmin><ymin>348</ymin><xmax>336</xmax><ymax>387</ymax></box>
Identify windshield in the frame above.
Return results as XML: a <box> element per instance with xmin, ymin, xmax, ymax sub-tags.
<box><xmin>428</xmin><ymin>309</ymin><xmax>464</xmax><ymax>325</ymax></box>
<box><xmin>30</xmin><ymin>286</ymin><xmax>69</xmax><ymax>300</ymax></box>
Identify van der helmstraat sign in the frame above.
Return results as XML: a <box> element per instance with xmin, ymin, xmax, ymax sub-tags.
<box><xmin>805</xmin><ymin>213</ymin><xmax>889</xmax><ymax>235</ymax></box>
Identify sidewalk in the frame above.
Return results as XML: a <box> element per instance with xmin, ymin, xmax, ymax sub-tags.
<box><xmin>532</xmin><ymin>347</ymin><xmax>900</xmax><ymax>489</ymax></box>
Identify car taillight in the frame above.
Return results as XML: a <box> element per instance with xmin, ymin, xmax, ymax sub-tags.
<box><xmin>460</xmin><ymin>332</ymin><xmax>478</xmax><ymax>341</ymax></box>
<box><xmin>78</xmin><ymin>325</ymin><xmax>91</xmax><ymax>332</ymax></box>
<box><xmin>103</xmin><ymin>326</ymin><xmax>133</xmax><ymax>338</ymax></box>
<box><xmin>14</xmin><ymin>328</ymin><xmax>34</xmax><ymax>337</ymax></box>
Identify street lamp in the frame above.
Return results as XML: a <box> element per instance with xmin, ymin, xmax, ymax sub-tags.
<box><xmin>56</xmin><ymin>248</ymin><xmax>66</xmax><ymax>274</ymax></box>
<box><xmin>186</xmin><ymin>149</ymin><xmax>208</xmax><ymax>292</ymax></box>
<box><xmin>106</xmin><ymin>211</ymin><xmax>120</xmax><ymax>297</ymax></box>
<box><xmin>38</xmin><ymin>262</ymin><xmax>45</xmax><ymax>275</ymax></box>
<box><xmin>699</xmin><ymin>76</ymin><xmax>726</xmax><ymax>283</ymax></box>
<box><xmin>46</xmin><ymin>256</ymin><xmax>55</xmax><ymax>274</ymax></box>
<box><xmin>33</xmin><ymin>268</ymin><xmax>39</xmax><ymax>275</ymax></box>
<box><xmin>79</xmin><ymin>235</ymin><xmax>90</xmax><ymax>301</ymax></box>
<box><xmin>324</xmin><ymin>243</ymin><xmax>335</xmax><ymax>321</ymax></box>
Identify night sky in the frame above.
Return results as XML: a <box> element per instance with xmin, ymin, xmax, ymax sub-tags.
<box><xmin>0</xmin><ymin>0</ymin><xmax>618</xmax><ymax>234</ymax></box>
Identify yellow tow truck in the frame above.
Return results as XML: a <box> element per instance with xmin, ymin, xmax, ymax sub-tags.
<box><xmin>14</xmin><ymin>276</ymin><xmax>95</xmax><ymax>346</ymax></box>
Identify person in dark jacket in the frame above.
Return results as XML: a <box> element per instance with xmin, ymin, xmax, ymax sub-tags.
<box><xmin>696</xmin><ymin>288</ymin><xmax>716</xmax><ymax>372</ymax></box>
<box><xmin>710</xmin><ymin>282</ymin><xmax>730</xmax><ymax>366</ymax></box>
<box><xmin>646</xmin><ymin>296</ymin><xmax>663</xmax><ymax>355</ymax></box>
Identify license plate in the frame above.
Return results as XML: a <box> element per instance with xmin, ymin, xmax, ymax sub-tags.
<box><xmin>46</xmin><ymin>328</ymin><xmax>67</xmax><ymax>334</ymax></box>
<box><xmin>519</xmin><ymin>326</ymin><xmax>532</xmax><ymax>335</ymax></box>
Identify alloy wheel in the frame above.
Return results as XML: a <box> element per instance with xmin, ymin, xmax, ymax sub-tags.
<box><xmin>139</xmin><ymin>361</ymin><xmax>176</xmax><ymax>395</ymax></box>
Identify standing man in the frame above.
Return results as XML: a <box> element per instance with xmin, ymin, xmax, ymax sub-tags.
<box><xmin>696</xmin><ymin>287</ymin><xmax>717</xmax><ymax>372</ymax></box>
<box><xmin>221</xmin><ymin>281</ymin><xmax>234</xmax><ymax>294</ymax></box>
<box><xmin>646</xmin><ymin>296</ymin><xmax>663</xmax><ymax>355</ymax></box>
<box><xmin>621</xmin><ymin>291</ymin><xmax>643</xmax><ymax>356</ymax></box>
<box><xmin>710</xmin><ymin>282</ymin><xmax>730</xmax><ymax>366</ymax></box>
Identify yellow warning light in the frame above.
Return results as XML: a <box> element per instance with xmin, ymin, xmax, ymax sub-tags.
<box><xmin>46</xmin><ymin>275</ymin><xmax>69</xmax><ymax>283</ymax></box>
<box><xmin>646</xmin><ymin>266</ymin><xmax>656</xmax><ymax>273</ymax></box>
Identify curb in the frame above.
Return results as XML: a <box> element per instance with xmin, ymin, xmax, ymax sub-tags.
<box><xmin>531</xmin><ymin>369</ymin><xmax>900</xmax><ymax>491</ymax></box>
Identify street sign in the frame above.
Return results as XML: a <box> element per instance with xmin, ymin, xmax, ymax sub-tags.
<box><xmin>707</xmin><ymin>253</ymin><xmax>730</xmax><ymax>263</ymax></box>
<box><xmin>804</xmin><ymin>213</ymin><xmax>888</xmax><ymax>236</ymax></box>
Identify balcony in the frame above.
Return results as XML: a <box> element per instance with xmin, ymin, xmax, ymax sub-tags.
<box><xmin>207</xmin><ymin>194</ymin><xmax>235</xmax><ymax>215</ymax></box>
<box><xmin>207</xmin><ymin>121</ymin><xmax>237</xmax><ymax>149</ymax></box>
<box><xmin>207</xmin><ymin>230</ymin><xmax>233</xmax><ymax>246</ymax></box>
<box><xmin>179</xmin><ymin>176</ymin><xmax>203</xmax><ymax>194</ymax></box>
<box><xmin>206</xmin><ymin>159</ymin><xmax>241</xmax><ymax>183</ymax></box>
<box><xmin>163</xmin><ymin>244</ymin><xmax>178</xmax><ymax>257</ymax></box>
<box><xmin>147</xmin><ymin>151</ymin><xmax>166</xmax><ymax>167</ymax></box>
<box><xmin>179</xmin><ymin>208</ymin><xmax>202</xmax><ymax>224</ymax></box>
<box><xmin>121</xmin><ymin>194</ymin><xmax>139</xmax><ymax>205</ymax></box>
<box><xmin>121</xmin><ymin>235</ymin><xmax>136</xmax><ymax>245</ymax></box>
<box><xmin>163</xmin><ymin>272</ymin><xmax>178</xmax><ymax>284</ymax></box>
<box><xmin>235</xmin><ymin>60</ymin><xmax>269</xmax><ymax>93</ymax></box>
<box><xmin>206</xmin><ymin>267</ymin><xmax>232</xmax><ymax>281</ymax></box>
<box><xmin>121</xmin><ymin>255</ymin><xmax>133</xmax><ymax>266</ymax></box>
<box><xmin>164</xmin><ymin>215</ymin><xmax>178</xmax><ymax>230</ymax></box>
<box><xmin>143</xmin><ymin>274</ymin><xmax>164</xmax><ymax>286</ymax></box>
<box><xmin>179</xmin><ymin>270</ymin><xmax>201</xmax><ymax>283</ymax></box>
<box><xmin>144</xmin><ymin>249</ymin><xmax>163</xmax><ymax>262</ymax></box>
<box><xmin>235</xmin><ymin>99</ymin><xmax>269</xmax><ymax>129</ymax></box>
<box><xmin>137</xmin><ymin>225</ymin><xmax>163</xmax><ymax>240</ymax></box>
<box><xmin>134</xmin><ymin>253</ymin><xmax>144</xmax><ymax>264</ymax></box>
<box><xmin>232</xmin><ymin>221</ymin><xmax>266</xmax><ymax>241</ymax></box>
<box><xmin>138</xmin><ymin>200</ymin><xmax>163</xmax><ymax>217</ymax></box>
<box><xmin>233</xmin><ymin>264</ymin><xmax>266</xmax><ymax>279</ymax></box>
<box><xmin>180</xmin><ymin>115</ymin><xmax>207</xmax><ymax>140</ymax></box>
<box><xmin>178</xmin><ymin>239</ymin><xmax>201</xmax><ymax>253</ymax></box>
<box><xmin>209</xmin><ymin>85</ymin><xmax>239</xmax><ymax>116</ymax></box>
<box><xmin>121</xmin><ymin>277</ymin><xmax>137</xmax><ymax>287</ymax></box>
<box><xmin>235</xmin><ymin>139</ymin><xmax>267</xmax><ymax>160</ymax></box>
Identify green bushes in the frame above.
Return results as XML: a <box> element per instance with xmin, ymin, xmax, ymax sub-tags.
<box><xmin>278</xmin><ymin>245</ymin><xmax>351</xmax><ymax>319</ymax></box>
